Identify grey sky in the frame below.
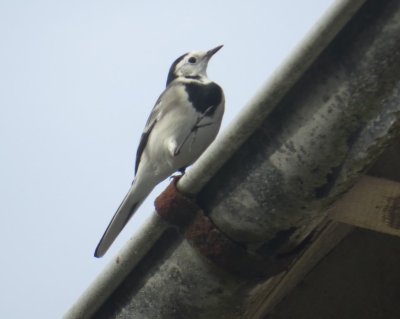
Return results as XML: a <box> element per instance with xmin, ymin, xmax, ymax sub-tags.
<box><xmin>0</xmin><ymin>1</ymin><xmax>335</xmax><ymax>317</ymax></box>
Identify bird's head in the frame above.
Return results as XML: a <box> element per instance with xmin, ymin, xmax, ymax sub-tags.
<box><xmin>166</xmin><ymin>45</ymin><xmax>223</xmax><ymax>86</ymax></box>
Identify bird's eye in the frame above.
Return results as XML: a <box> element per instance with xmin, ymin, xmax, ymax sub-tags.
<box><xmin>188</xmin><ymin>57</ymin><xmax>197</xmax><ymax>64</ymax></box>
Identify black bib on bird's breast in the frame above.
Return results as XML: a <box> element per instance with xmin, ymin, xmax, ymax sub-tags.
<box><xmin>184</xmin><ymin>82</ymin><xmax>223</xmax><ymax>115</ymax></box>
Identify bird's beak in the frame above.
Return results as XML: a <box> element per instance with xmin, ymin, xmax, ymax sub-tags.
<box><xmin>206</xmin><ymin>45</ymin><xmax>223</xmax><ymax>58</ymax></box>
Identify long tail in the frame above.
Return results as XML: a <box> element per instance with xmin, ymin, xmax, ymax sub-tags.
<box><xmin>94</xmin><ymin>181</ymin><xmax>152</xmax><ymax>258</ymax></box>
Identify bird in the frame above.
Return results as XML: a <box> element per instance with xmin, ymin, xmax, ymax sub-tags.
<box><xmin>94</xmin><ymin>45</ymin><xmax>225</xmax><ymax>257</ymax></box>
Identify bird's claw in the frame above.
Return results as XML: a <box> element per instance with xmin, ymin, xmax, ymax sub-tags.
<box><xmin>169</xmin><ymin>169</ymin><xmax>186</xmax><ymax>181</ymax></box>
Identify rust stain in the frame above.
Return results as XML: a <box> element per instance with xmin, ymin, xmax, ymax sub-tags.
<box><xmin>154</xmin><ymin>177</ymin><xmax>199</xmax><ymax>228</ymax></box>
<box><xmin>155</xmin><ymin>178</ymin><xmax>302</xmax><ymax>279</ymax></box>
<box><xmin>185</xmin><ymin>214</ymin><xmax>234</xmax><ymax>261</ymax></box>
<box><xmin>185</xmin><ymin>213</ymin><xmax>296</xmax><ymax>279</ymax></box>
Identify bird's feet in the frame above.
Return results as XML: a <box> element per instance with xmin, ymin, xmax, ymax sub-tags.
<box><xmin>169</xmin><ymin>168</ymin><xmax>186</xmax><ymax>181</ymax></box>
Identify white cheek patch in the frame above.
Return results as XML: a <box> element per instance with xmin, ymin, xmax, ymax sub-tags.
<box><xmin>176</xmin><ymin>60</ymin><xmax>187</xmax><ymax>73</ymax></box>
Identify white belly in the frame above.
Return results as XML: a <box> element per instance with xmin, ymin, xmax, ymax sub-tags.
<box><xmin>139</xmin><ymin>102</ymin><xmax>223</xmax><ymax>181</ymax></box>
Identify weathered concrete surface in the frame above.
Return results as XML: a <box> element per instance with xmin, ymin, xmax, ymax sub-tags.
<box><xmin>95</xmin><ymin>230</ymin><xmax>249</xmax><ymax>319</ymax></box>
<box><xmin>200</xmin><ymin>0</ymin><xmax>400</xmax><ymax>254</ymax></box>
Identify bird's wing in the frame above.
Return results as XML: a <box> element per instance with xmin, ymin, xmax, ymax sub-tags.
<box><xmin>95</xmin><ymin>86</ymin><xmax>183</xmax><ymax>257</ymax></box>
<box><xmin>134</xmin><ymin>94</ymin><xmax>164</xmax><ymax>174</ymax></box>
<box><xmin>134</xmin><ymin>83</ymin><xmax>183</xmax><ymax>173</ymax></box>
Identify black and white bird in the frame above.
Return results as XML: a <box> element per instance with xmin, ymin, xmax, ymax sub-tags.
<box><xmin>94</xmin><ymin>45</ymin><xmax>225</xmax><ymax>257</ymax></box>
